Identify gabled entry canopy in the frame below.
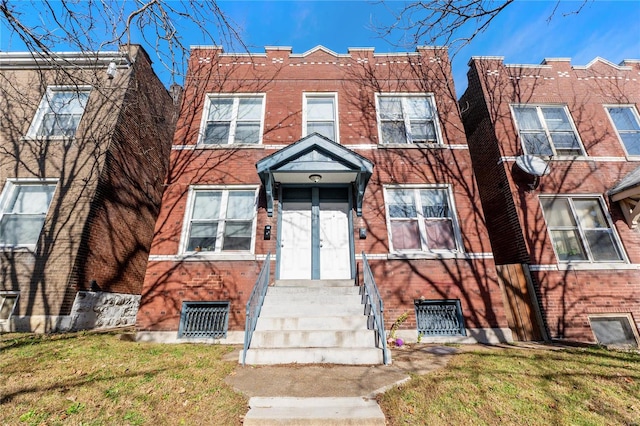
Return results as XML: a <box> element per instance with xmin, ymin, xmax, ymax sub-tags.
<box><xmin>256</xmin><ymin>133</ymin><xmax>374</xmax><ymax>216</ymax></box>
<box><xmin>609</xmin><ymin>165</ymin><xmax>640</xmax><ymax>229</ymax></box>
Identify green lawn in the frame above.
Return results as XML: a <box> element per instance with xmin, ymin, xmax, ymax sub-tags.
<box><xmin>1</xmin><ymin>332</ymin><xmax>638</xmax><ymax>425</ymax></box>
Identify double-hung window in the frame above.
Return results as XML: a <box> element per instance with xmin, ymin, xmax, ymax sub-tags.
<box><xmin>386</xmin><ymin>187</ymin><xmax>459</xmax><ymax>253</ymax></box>
<box><xmin>512</xmin><ymin>105</ymin><xmax>583</xmax><ymax>156</ymax></box>
<box><xmin>303</xmin><ymin>93</ymin><xmax>338</xmax><ymax>142</ymax></box>
<box><xmin>377</xmin><ymin>95</ymin><xmax>439</xmax><ymax>144</ymax></box>
<box><xmin>183</xmin><ymin>188</ymin><xmax>257</xmax><ymax>253</ymax></box>
<box><xmin>0</xmin><ymin>181</ymin><xmax>56</xmax><ymax>247</ymax></box>
<box><xmin>606</xmin><ymin>106</ymin><xmax>640</xmax><ymax>156</ymax></box>
<box><xmin>28</xmin><ymin>87</ymin><xmax>90</xmax><ymax>138</ymax></box>
<box><xmin>540</xmin><ymin>196</ymin><xmax>625</xmax><ymax>263</ymax></box>
<box><xmin>201</xmin><ymin>95</ymin><xmax>264</xmax><ymax>145</ymax></box>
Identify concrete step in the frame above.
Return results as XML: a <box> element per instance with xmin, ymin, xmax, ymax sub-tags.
<box><xmin>262</xmin><ymin>293</ymin><xmax>363</xmax><ymax>306</ymax></box>
<box><xmin>255</xmin><ymin>316</ymin><xmax>370</xmax><ymax>331</ymax></box>
<box><xmin>250</xmin><ymin>330</ymin><xmax>376</xmax><ymax>348</ymax></box>
<box><xmin>275</xmin><ymin>279</ymin><xmax>356</xmax><ymax>288</ymax></box>
<box><xmin>240</xmin><ymin>347</ymin><xmax>384</xmax><ymax>365</ymax></box>
<box><xmin>259</xmin><ymin>303</ymin><xmax>365</xmax><ymax>317</ymax></box>
<box><xmin>243</xmin><ymin>397</ymin><xmax>385</xmax><ymax>426</ymax></box>
<box><xmin>267</xmin><ymin>286</ymin><xmax>361</xmax><ymax>296</ymax></box>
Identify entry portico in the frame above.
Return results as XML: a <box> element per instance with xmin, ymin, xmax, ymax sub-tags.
<box><xmin>256</xmin><ymin>133</ymin><xmax>374</xmax><ymax>280</ymax></box>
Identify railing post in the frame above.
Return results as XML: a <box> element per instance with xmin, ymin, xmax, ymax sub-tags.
<box><xmin>361</xmin><ymin>252</ymin><xmax>390</xmax><ymax>365</ymax></box>
<box><xmin>242</xmin><ymin>252</ymin><xmax>271</xmax><ymax>366</ymax></box>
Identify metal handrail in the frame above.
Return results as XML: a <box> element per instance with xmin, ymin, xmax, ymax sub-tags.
<box><xmin>361</xmin><ymin>252</ymin><xmax>390</xmax><ymax>365</ymax></box>
<box><xmin>242</xmin><ymin>252</ymin><xmax>271</xmax><ymax>365</ymax></box>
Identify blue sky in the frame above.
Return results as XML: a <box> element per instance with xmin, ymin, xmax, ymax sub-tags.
<box><xmin>212</xmin><ymin>0</ymin><xmax>640</xmax><ymax>93</ymax></box>
<box><xmin>1</xmin><ymin>1</ymin><xmax>639</xmax><ymax>94</ymax></box>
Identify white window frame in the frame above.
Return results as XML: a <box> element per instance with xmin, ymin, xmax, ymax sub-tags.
<box><xmin>511</xmin><ymin>104</ymin><xmax>585</xmax><ymax>157</ymax></box>
<box><xmin>384</xmin><ymin>184</ymin><xmax>463</xmax><ymax>254</ymax></box>
<box><xmin>376</xmin><ymin>93</ymin><xmax>443</xmax><ymax>145</ymax></box>
<box><xmin>26</xmin><ymin>86</ymin><xmax>91</xmax><ymax>139</ymax></box>
<box><xmin>604</xmin><ymin>105</ymin><xmax>640</xmax><ymax>158</ymax></box>
<box><xmin>302</xmin><ymin>92</ymin><xmax>339</xmax><ymax>143</ymax></box>
<box><xmin>539</xmin><ymin>195</ymin><xmax>628</xmax><ymax>264</ymax></box>
<box><xmin>0</xmin><ymin>179</ymin><xmax>58</xmax><ymax>249</ymax></box>
<box><xmin>198</xmin><ymin>94</ymin><xmax>266</xmax><ymax>145</ymax></box>
<box><xmin>0</xmin><ymin>291</ymin><xmax>19</xmax><ymax>322</ymax></box>
<box><xmin>180</xmin><ymin>186</ymin><xmax>259</xmax><ymax>255</ymax></box>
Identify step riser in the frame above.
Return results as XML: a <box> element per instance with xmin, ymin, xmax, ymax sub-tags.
<box><xmin>259</xmin><ymin>305</ymin><xmax>365</xmax><ymax>317</ymax></box>
<box><xmin>262</xmin><ymin>295</ymin><xmax>363</xmax><ymax>305</ymax></box>
<box><xmin>267</xmin><ymin>287</ymin><xmax>361</xmax><ymax>296</ymax></box>
<box><xmin>250</xmin><ymin>331</ymin><xmax>376</xmax><ymax>348</ymax></box>
<box><xmin>240</xmin><ymin>348</ymin><xmax>384</xmax><ymax>365</ymax></box>
<box><xmin>255</xmin><ymin>316</ymin><xmax>369</xmax><ymax>331</ymax></box>
<box><xmin>275</xmin><ymin>279</ymin><xmax>355</xmax><ymax>288</ymax></box>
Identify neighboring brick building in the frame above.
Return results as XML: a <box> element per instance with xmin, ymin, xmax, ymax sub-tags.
<box><xmin>137</xmin><ymin>45</ymin><xmax>513</xmax><ymax>348</ymax></box>
<box><xmin>460</xmin><ymin>56</ymin><xmax>640</xmax><ymax>346</ymax></box>
<box><xmin>0</xmin><ymin>45</ymin><xmax>176</xmax><ymax>332</ymax></box>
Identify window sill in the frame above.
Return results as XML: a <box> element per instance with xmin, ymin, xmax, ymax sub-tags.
<box><xmin>196</xmin><ymin>143</ymin><xmax>264</xmax><ymax>149</ymax></box>
<box><xmin>148</xmin><ymin>253</ymin><xmax>256</xmax><ymax>262</ymax></box>
<box><xmin>387</xmin><ymin>251</ymin><xmax>466</xmax><ymax>260</ymax></box>
<box><xmin>21</xmin><ymin>136</ymin><xmax>75</xmax><ymax>142</ymax></box>
<box><xmin>530</xmin><ymin>262</ymin><xmax>639</xmax><ymax>271</ymax></box>
<box><xmin>0</xmin><ymin>245</ymin><xmax>36</xmax><ymax>253</ymax></box>
<box><xmin>378</xmin><ymin>142</ymin><xmax>444</xmax><ymax>149</ymax></box>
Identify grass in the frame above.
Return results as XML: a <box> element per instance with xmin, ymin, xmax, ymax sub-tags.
<box><xmin>0</xmin><ymin>332</ymin><xmax>247</xmax><ymax>425</ymax></box>
<box><xmin>1</xmin><ymin>332</ymin><xmax>639</xmax><ymax>425</ymax></box>
<box><xmin>378</xmin><ymin>345</ymin><xmax>640</xmax><ymax>426</ymax></box>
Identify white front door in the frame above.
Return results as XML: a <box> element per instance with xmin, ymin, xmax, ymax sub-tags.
<box><xmin>280</xmin><ymin>200</ymin><xmax>312</xmax><ymax>279</ymax></box>
<box><xmin>319</xmin><ymin>201</ymin><xmax>351</xmax><ymax>279</ymax></box>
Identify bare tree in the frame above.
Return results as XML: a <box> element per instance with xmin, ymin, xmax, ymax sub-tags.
<box><xmin>0</xmin><ymin>0</ymin><xmax>244</xmax><ymax>82</ymax></box>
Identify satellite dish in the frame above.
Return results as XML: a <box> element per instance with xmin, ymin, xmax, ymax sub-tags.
<box><xmin>515</xmin><ymin>155</ymin><xmax>550</xmax><ymax>177</ymax></box>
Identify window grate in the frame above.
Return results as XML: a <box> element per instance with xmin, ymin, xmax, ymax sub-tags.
<box><xmin>415</xmin><ymin>299</ymin><xmax>466</xmax><ymax>336</ymax></box>
<box><xmin>179</xmin><ymin>301</ymin><xmax>230</xmax><ymax>339</ymax></box>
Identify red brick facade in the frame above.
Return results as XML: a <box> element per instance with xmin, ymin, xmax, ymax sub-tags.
<box><xmin>0</xmin><ymin>45</ymin><xmax>176</xmax><ymax>331</ymax></box>
<box><xmin>461</xmin><ymin>57</ymin><xmax>640</xmax><ymax>343</ymax></box>
<box><xmin>138</xmin><ymin>46</ymin><xmax>510</xmax><ymax>343</ymax></box>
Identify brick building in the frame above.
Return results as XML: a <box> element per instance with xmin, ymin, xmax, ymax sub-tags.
<box><xmin>460</xmin><ymin>56</ymin><xmax>640</xmax><ymax>346</ymax></box>
<box><xmin>137</xmin><ymin>45</ymin><xmax>514</xmax><ymax>361</ymax></box>
<box><xmin>0</xmin><ymin>45</ymin><xmax>176</xmax><ymax>332</ymax></box>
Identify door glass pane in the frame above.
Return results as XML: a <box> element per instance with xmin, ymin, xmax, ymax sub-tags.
<box><xmin>226</xmin><ymin>191</ymin><xmax>254</xmax><ymax>219</ymax></box>
<box><xmin>222</xmin><ymin>222</ymin><xmax>252</xmax><ymax>251</ymax></box>
<box><xmin>550</xmin><ymin>229</ymin><xmax>586</xmax><ymax>261</ymax></box>
<box><xmin>391</xmin><ymin>220</ymin><xmax>421</xmax><ymax>250</ymax></box>
<box><xmin>584</xmin><ymin>230</ymin><xmax>623</xmax><ymax>261</ymax></box>
<box><xmin>541</xmin><ymin>198</ymin><xmax>576</xmax><ymax>226</ymax></box>
<box><xmin>192</xmin><ymin>192</ymin><xmax>221</xmax><ymax>219</ymax></box>
<box><xmin>424</xmin><ymin>220</ymin><xmax>455</xmax><ymax>250</ymax></box>
<box><xmin>188</xmin><ymin>222</ymin><xmax>218</xmax><ymax>251</ymax></box>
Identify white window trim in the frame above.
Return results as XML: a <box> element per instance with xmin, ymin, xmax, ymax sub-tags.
<box><xmin>588</xmin><ymin>313</ymin><xmax>640</xmax><ymax>348</ymax></box>
<box><xmin>179</xmin><ymin>185</ymin><xmax>259</xmax><ymax>256</ymax></box>
<box><xmin>375</xmin><ymin>93</ymin><xmax>443</xmax><ymax>146</ymax></box>
<box><xmin>26</xmin><ymin>86</ymin><xmax>92</xmax><ymax>139</ymax></box>
<box><xmin>604</xmin><ymin>104</ymin><xmax>640</xmax><ymax>159</ymax></box>
<box><xmin>539</xmin><ymin>194</ymin><xmax>629</xmax><ymax>265</ymax></box>
<box><xmin>383</xmin><ymin>184</ymin><xmax>464</xmax><ymax>255</ymax></box>
<box><xmin>197</xmin><ymin>93</ymin><xmax>266</xmax><ymax>146</ymax></box>
<box><xmin>302</xmin><ymin>92</ymin><xmax>339</xmax><ymax>143</ymax></box>
<box><xmin>511</xmin><ymin>104</ymin><xmax>586</xmax><ymax>158</ymax></box>
<box><xmin>0</xmin><ymin>178</ymin><xmax>58</xmax><ymax>250</ymax></box>
<box><xmin>0</xmin><ymin>291</ymin><xmax>19</xmax><ymax>322</ymax></box>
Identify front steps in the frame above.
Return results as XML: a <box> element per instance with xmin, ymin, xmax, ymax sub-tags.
<box><xmin>240</xmin><ymin>279</ymin><xmax>385</xmax><ymax>365</ymax></box>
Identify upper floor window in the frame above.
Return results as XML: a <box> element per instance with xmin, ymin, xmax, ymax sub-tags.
<box><xmin>606</xmin><ymin>106</ymin><xmax>640</xmax><ymax>156</ymax></box>
<box><xmin>385</xmin><ymin>186</ymin><xmax>460</xmax><ymax>253</ymax></box>
<box><xmin>182</xmin><ymin>188</ymin><xmax>257</xmax><ymax>253</ymax></box>
<box><xmin>201</xmin><ymin>95</ymin><xmax>265</xmax><ymax>145</ymax></box>
<box><xmin>303</xmin><ymin>93</ymin><xmax>338</xmax><ymax>142</ymax></box>
<box><xmin>0</xmin><ymin>181</ymin><xmax>56</xmax><ymax>247</ymax></box>
<box><xmin>377</xmin><ymin>95</ymin><xmax>440</xmax><ymax>144</ymax></box>
<box><xmin>28</xmin><ymin>87</ymin><xmax>90</xmax><ymax>138</ymax></box>
<box><xmin>540</xmin><ymin>196</ymin><xmax>625</xmax><ymax>263</ymax></box>
<box><xmin>512</xmin><ymin>105</ymin><xmax>584</xmax><ymax>156</ymax></box>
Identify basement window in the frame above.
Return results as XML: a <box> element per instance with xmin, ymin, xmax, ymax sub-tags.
<box><xmin>415</xmin><ymin>299</ymin><xmax>466</xmax><ymax>336</ymax></box>
<box><xmin>0</xmin><ymin>292</ymin><xmax>18</xmax><ymax>321</ymax></box>
<box><xmin>588</xmin><ymin>314</ymin><xmax>639</xmax><ymax>348</ymax></box>
<box><xmin>178</xmin><ymin>301</ymin><xmax>230</xmax><ymax>339</ymax></box>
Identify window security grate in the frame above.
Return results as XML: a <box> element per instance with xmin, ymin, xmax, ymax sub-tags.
<box><xmin>415</xmin><ymin>299</ymin><xmax>466</xmax><ymax>336</ymax></box>
<box><xmin>178</xmin><ymin>301</ymin><xmax>230</xmax><ymax>339</ymax></box>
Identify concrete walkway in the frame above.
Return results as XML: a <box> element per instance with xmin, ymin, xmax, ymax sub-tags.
<box><xmin>224</xmin><ymin>344</ymin><xmax>460</xmax><ymax>425</ymax></box>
